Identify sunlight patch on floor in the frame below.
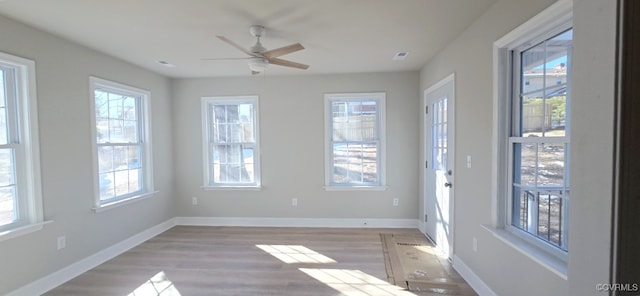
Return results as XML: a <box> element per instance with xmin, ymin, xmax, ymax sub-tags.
<box><xmin>299</xmin><ymin>268</ymin><xmax>416</xmax><ymax>296</ymax></box>
<box><xmin>128</xmin><ymin>271</ymin><xmax>181</xmax><ymax>296</ymax></box>
<box><xmin>256</xmin><ymin>244</ymin><xmax>337</xmax><ymax>264</ymax></box>
<box><xmin>413</xmin><ymin>245</ymin><xmax>448</xmax><ymax>259</ymax></box>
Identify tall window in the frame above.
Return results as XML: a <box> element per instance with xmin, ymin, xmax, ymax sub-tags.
<box><xmin>90</xmin><ymin>77</ymin><xmax>153</xmax><ymax>209</ymax></box>
<box><xmin>492</xmin><ymin>5</ymin><xmax>574</xmax><ymax>262</ymax></box>
<box><xmin>202</xmin><ymin>96</ymin><xmax>260</xmax><ymax>188</ymax></box>
<box><xmin>510</xmin><ymin>28</ymin><xmax>572</xmax><ymax>254</ymax></box>
<box><xmin>324</xmin><ymin>93</ymin><xmax>386</xmax><ymax>188</ymax></box>
<box><xmin>0</xmin><ymin>52</ymin><xmax>43</xmax><ymax>239</ymax></box>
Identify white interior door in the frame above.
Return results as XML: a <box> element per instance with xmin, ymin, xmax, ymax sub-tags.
<box><xmin>423</xmin><ymin>74</ymin><xmax>455</xmax><ymax>258</ymax></box>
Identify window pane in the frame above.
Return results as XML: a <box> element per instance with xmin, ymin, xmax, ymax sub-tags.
<box><xmin>123</xmin><ymin>120</ymin><xmax>138</xmax><ymax>143</ymax></box>
<box><xmin>96</xmin><ymin>118</ymin><xmax>109</xmax><ymax>143</ymax></box>
<box><xmin>99</xmin><ymin>172</ymin><xmax>114</xmax><ymax>200</ymax></box>
<box><xmin>0</xmin><ymin>69</ymin><xmax>5</xmax><ymax>108</ymax></box>
<box><xmin>538</xmin><ymin>192</ymin><xmax>563</xmax><ymax>246</ymax></box>
<box><xmin>241</xmin><ymin>148</ymin><xmax>254</xmax><ymax>183</ymax></box>
<box><xmin>0</xmin><ymin>186</ymin><xmax>16</xmax><ymax>226</ymax></box>
<box><xmin>123</xmin><ymin>97</ymin><xmax>137</xmax><ymax>120</ymax></box>
<box><xmin>0</xmin><ymin>148</ymin><xmax>15</xmax><ymax>226</ymax></box>
<box><xmin>0</xmin><ymin>70</ymin><xmax>7</xmax><ymax>145</ymax></box>
<box><xmin>95</xmin><ymin>90</ymin><xmax>109</xmax><ymax>117</ymax></box>
<box><xmin>514</xmin><ymin>142</ymin><xmax>536</xmax><ymax>187</ymax></box>
<box><xmin>521</xmin><ymin>91</ymin><xmax>567</xmax><ymax>137</ymax></box>
<box><xmin>0</xmin><ymin>149</ymin><xmax>15</xmax><ymax>187</ymax></box>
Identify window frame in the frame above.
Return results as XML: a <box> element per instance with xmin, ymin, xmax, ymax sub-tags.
<box><xmin>0</xmin><ymin>52</ymin><xmax>45</xmax><ymax>241</ymax></box>
<box><xmin>324</xmin><ymin>92</ymin><xmax>386</xmax><ymax>190</ymax></box>
<box><xmin>89</xmin><ymin>77</ymin><xmax>155</xmax><ymax>212</ymax></box>
<box><xmin>489</xmin><ymin>0</ymin><xmax>572</xmax><ymax>277</ymax></box>
<box><xmin>201</xmin><ymin>96</ymin><xmax>261</xmax><ymax>189</ymax></box>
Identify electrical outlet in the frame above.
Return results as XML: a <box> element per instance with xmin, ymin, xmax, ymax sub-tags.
<box><xmin>393</xmin><ymin>198</ymin><xmax>399</xmax><ymax>206</ymax></box>
<box><xmin>466</xmin><ymin>155</ymin><xmax>472</xmax><ymax>168</ymax></box>
<box><xmin>473</xmin><ymin>237</ymin><xmax>478</xmax><ymax>252</ymax></box>
<box><xmin>192</xmin><ymin>197</ymin><xmax>198</xmax><ymax>205</ymax></box>
<box><xmin>57</xmin><ymin>236</ymin><xmax>66</xmax><ymax>250</ymax></box>
<box><xmin>292</xmin><ymin>198</ymin><xmax>298</xmax><ymax>206</ymax></box>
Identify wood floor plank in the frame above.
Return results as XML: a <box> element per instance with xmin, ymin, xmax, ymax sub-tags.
<box><xmin>44</xmin><ymin>227</ymin><xmax>474</xmax><ymax>296</ymax></box>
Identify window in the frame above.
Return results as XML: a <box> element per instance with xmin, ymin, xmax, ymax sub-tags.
<box><xmin>492</xmin><ymin>0</ymin><xmax>572</xmax><ymax>268</ymax></box>
<box><xmin>510</xmin><ymin>28</ymin><xmax>572</xmax><ymax>254</ymax></box>
<box><xmin>90</xmin><ymin>77</ymin><xmax>154</xmax><ymax>210</ymax></box>
<box><xmin>324</xmin><ymin>93</ymin><xmax>386</xmax><ymax>188</ymax></box>
<box><xmin>202</xmin><ymin>96</ymin><xmax>260</xmax><ymax>188</ymax></box>
<box><xmin>0</xmin><ymin>52</ymin><xmax>43</xmax><ymax>240</ymax></box>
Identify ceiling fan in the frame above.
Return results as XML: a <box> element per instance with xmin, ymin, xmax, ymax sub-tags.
<box><xmin>215</xmin><ymin>25</ymin><xmax>309</xmax><ymax>74</ymax></box>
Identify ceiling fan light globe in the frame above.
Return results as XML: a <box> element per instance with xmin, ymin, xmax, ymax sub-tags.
<box><xmin>248</xmin><ymin>57</ymin><xmax>268</xmax><ymax>72</ymax></box>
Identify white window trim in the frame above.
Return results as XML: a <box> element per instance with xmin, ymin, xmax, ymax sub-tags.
<box><xmin>324</xmin><ymin>92</ymin><xmax>386</xmax><ymax>190</ymax></box>
<box><xmin>0</xmin><ymin>52</ymin><xmax>48</xmax><ymax>241</ymax></box>
<box><xmin>89</xmin><ymin>77</ymin><xmax>155</xmax><ymax>212</ymax></box>
<box><xmin>201</xmin><ymin>96</ymin><xmax>261</xmax><ymax>189</ymax></box>
<box><xmin>487</xmin><ymin>0</ymin><xmax>572</xmax><ymax>279</ymax></box>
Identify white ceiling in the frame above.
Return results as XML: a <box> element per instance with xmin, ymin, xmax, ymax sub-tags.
<box><xmin>0</xmin><ymin>0</ymin><xmax>497</xmax><ymax>78</ymax></box>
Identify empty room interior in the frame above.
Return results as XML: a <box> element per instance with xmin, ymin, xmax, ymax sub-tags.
<box><xmin>0</xmin><ymin>0</ymin><xmax>625</xmax><ymax>295</ymax></box>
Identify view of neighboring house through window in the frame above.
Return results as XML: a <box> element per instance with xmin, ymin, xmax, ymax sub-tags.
<box><xmin>90</xmin><ymin>77</ymin><xmax>152</xmax><ymax>208</ymax></box>
<box><xmin>202</xmin><ymin>96</ymin><xmax>260</xmax><ymax>187</ymax></box>
<box><xmin>0</xmin><ymin>52</ymin><xmax>43</xmax><ymax>236</ymax></box>
<box><xmin>325</xmin><ymin>93</ymin><xmax>386</xmax><ymax>188</ymax></box>
<box><xmin>509</xmin><ymin>28</ymin><xmax>572</xmax><ymax>253</ymax></box>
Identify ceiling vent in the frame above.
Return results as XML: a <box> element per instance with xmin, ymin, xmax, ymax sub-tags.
<box><xmin>392</xmin><ymin>52</ymin><xmax>409</xmax><ymax>61</ymax></box>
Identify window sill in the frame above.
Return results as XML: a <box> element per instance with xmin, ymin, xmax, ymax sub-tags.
<box><xmin>0</xmin><ymin>220</ymin><xmax>53</xmax><ymax>242</ymax></box>
<box><xmin>201</xmin><ymin>185</ymin><xmax>262</xmax><ymax>191</ymax></box>
<box><xmin>481</xmin><ymin>224</ymin><xmax>567</xmax><ymax>280</ymax></box>
<box><xmin>93</xmin><ymin>191</ymin><xmax>158</xmax><ymax>213</ymax></box>
<box><xmin>324</xmin><ymin>185</ymin><xmax>388</xmax><ymax>191</ymax></box>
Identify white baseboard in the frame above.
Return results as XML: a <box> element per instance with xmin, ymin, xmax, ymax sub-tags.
<box><xmin>7</xmin><ymin>218</ymin><xmax>177</xmax><ymax>296</ymax></box>
<box><xmin>452</xmin><ymin>255</ymin><xmax>497</xmax><ymax>296</ymax></box>
<box><xmin>9</xmin><ymin>216</ymin><xmax>419</xmax><ymax>295</ymax></box>
<box><xmin>175</xmin><ymin>216</ymin><xmax>419</xmax><ymax>228</ymax></box>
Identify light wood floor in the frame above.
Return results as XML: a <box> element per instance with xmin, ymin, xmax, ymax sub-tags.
<box><xmin>44</xmin><ymin>226</ymin><xmax>474</xmax><ymax>296</ymax></box>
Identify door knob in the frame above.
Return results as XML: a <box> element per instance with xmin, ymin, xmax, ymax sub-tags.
<box><xmin>444</xmin><ymin>182</ymin><xmax>452</xmax><ymax>188</ymax></box>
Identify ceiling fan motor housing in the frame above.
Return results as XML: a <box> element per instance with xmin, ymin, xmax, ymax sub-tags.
<box><xmin>249</xmin><ymin>25</ymin><xmax>265</xmax><ymax>38</ymax></box>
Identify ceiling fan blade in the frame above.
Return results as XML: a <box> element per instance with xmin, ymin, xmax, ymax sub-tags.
<box><xmin>268</xmin><ymin>57</ymin><xmax>309</xmax><ymax>70</ymax></box>
<box><xmin>216</xmin><ymin>35</ymin><xmax>256</xmax><ymax>57</ymax></box>
<box><xmin>262</xmin><ymin>43</ymin><xmax>304</xmax><ymax>59</ymax></box>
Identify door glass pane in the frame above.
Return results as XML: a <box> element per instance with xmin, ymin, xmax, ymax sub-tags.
<box><xmin>431</xmin><ymin>98</ymin><xmax>448</xmax><ymax>171</ymax></box>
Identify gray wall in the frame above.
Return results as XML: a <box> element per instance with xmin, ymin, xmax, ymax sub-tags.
<box><xmin>419</xmin><ymin>0</ymin><xmax>616</xmax><ymax>295</ymax></box>
<box><xmin>172</xmin><ymin>72</ymin><xmax>420</xmax><ymax>220</ymax></box>
<box><xmin>0</xmin><ymin>15</ymin><xmax>175</xmax><ymax>294</ymax></box>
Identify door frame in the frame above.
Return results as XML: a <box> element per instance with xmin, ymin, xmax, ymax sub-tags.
<box><xmin>423</xmin><ymin>73</ymin><xmax>455</xmax><ymax>258</ymax></box>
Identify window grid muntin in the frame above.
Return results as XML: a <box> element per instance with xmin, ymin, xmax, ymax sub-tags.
<box><xmin>507</xmin><ymin>28</ymin><xmax>572</xmax><ymax>253</ymax></box>
<box><xmin>204</xmin><ymin>97</ymin><xmax>259</xmax><ymax>187</ymax></box>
